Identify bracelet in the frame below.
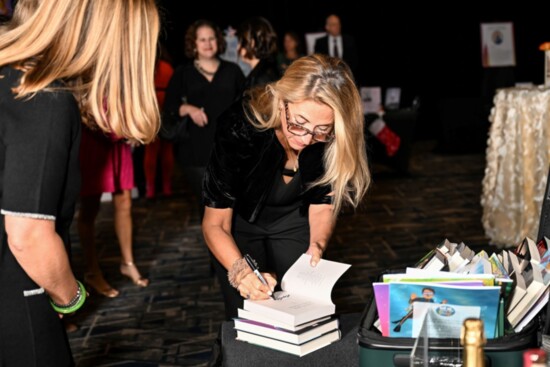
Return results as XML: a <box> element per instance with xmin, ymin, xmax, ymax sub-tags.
<box><xmin>49</xmin><ymin>280</ymin><xmax>87</xmax><ymax>314</ymax></box>
<box><xmin>227</xmin><ymin>257</ymin><xmax>251</xmax><ymax>289</ymax></box>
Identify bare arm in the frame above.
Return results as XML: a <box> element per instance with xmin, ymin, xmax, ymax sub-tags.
<box><xmin>306</xmin><ymin>203</ymin><xmax>336</xmax><ymax>266</ymax></box>
<box><xmin>202</xmin><ymin>206</ymin><xmax>240</xmax><ymax>270</ymax></box>
<box><xmin>5</xmin><ymin>215</ymin><xmax>78</xmax><ymax>306</ymax></box>
<box><xmin>202</xmin><ymin>206</ymin><xmax>275</xmax><ymax>299</ymax></box>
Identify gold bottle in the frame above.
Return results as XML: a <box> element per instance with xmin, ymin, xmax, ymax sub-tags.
<box><xmin>461</xmin><ymin>318</ymin><xmax>486</xmax><ymax>367</ymax></box>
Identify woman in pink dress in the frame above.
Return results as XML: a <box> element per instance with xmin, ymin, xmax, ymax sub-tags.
<box><xmin>78</xmin><ymin>129</ymin><xmax>149</xmax><ymax>298</ymax></box>
<box><xmin>144</xmin><ymin>58</ymin><xmax>175</xmax><ymax>199</ymax></box>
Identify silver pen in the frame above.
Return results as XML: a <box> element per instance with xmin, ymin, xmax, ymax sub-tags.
<box><xmin>244</xmin><ymin>254</ymin><xmax>274</xmax><ymax>299</ymax></box>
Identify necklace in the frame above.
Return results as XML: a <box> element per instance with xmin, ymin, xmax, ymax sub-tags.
<box><xmin>194</xmin><ymin>60</ymin><xmax>217</xmax><ymax>76</ymax></box>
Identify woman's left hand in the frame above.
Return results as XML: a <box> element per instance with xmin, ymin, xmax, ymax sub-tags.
<box><xmin>306</xmin><ymin>242</ymin><xmax>325</xmax><ymax>267</ymax></box>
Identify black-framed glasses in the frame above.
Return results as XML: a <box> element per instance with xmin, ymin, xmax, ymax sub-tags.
<box><xmin>284</xmin><ymin>102</ymin><xmax>334</xmax><ymax>143</ymax></box>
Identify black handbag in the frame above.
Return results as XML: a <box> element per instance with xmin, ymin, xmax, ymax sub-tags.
<box><xmin>158</xmin><ymin>111</ymin><xmax>190</xmax><ymax>143</ymax></box>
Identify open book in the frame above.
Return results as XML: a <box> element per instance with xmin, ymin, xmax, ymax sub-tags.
<box><xmin>507</xmin><ymin>261</ymin><xmax>550</xmax><ymax>327</ymax></box>
<box><xmin>243</xmin><ymin>254</ymin><xmax>351</xmax><ymax>326</ymax></box>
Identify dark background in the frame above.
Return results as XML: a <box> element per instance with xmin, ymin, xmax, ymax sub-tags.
<box><xmin>157</xmin><ymin>1</ymin><xmax>550</xmax><ymax>149</ymax></box>
<box><xmin>5</xmin><ymin>1</ymin><xmax>548</xmax><ymax>150</ymax></box>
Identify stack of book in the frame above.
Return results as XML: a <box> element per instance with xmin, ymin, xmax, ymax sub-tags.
<box><xmin>372</xmin><ymin>237</ymin><xmax>550</xmax><ymax>339</ymax></box>
<box><xmin>234</xmin><ymin>254</ymin><xmax>350</xmax><ymax>357</ymax></box>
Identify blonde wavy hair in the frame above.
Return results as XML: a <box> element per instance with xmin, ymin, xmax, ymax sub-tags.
<box><xmin>247</xmin><ymin>54</ymin><xmax>371</xmax><ymax>216</ymax></box>
<box><xmin>0</xmin><ymin>0</ymin><xmax>41</xmax><ymax>35</ymax></box>
<box><xmin>0</xmin><ymin>0</ymin><xmax>160</xmax><ymax>143</ymax></box>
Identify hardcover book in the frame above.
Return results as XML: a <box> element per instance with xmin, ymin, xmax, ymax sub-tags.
<box><xmin>236</xmin><ymin>328</ymin><xmax>341</xmax><ymax>357</ymax></box>
<box><xmin>243</xmin><ymin>254</ymin><xmax>350</xmax><ymax>326</ymax></box>
<box><xmin>388</xmin><ymin>282</ymin><xmax>500</xmax><ymax>338</ymax></box>
<box><xmin>233</xmin><ymin>316</ymin><xmax>339</xmax><ymax>344</ymax></box>
<box><xmin>236</xmin><ymin>308</ymin><xmax>331</xmax><ymax>332</ymax></box>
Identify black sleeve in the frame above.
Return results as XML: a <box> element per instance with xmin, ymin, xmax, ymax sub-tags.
<box><xmin>2</xmin><ymin>91</ymin><xmax>77</xmax><ymax>219</ymax></box>
<box><xmin>159</xmin><ymin>66</ymin><xmax>190</xmax><ymax>142</ymax></box>
<box><xmin>314</xmin><ymin>38</ymin><xmax>322</xmax><ymax>54</ymax></box>
<box><xmin>202</xmin><ymin>101</ymin><xmax>253</xmax><ymax>208</ymax></box>
<box><xmin>344</xmin><ymin>35</ymin><xmax>359</xmax><ymax>79</ymax></box>
<box><xmin>235</xmin><ymin>65</ymin><xmax>246</xmax><ymax>96</ymax></box>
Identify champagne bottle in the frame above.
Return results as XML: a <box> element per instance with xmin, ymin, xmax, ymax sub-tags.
<box><xmin>461</xmin><ymin>318</ymin><xmax>486</xmax><ymax>367</ymax></box>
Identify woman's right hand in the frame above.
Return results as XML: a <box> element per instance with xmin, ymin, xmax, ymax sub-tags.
<box><xmin>237</xmin><ymin>272</ymin><xmax>277</xmax><ymax>300</ymax></box>
<box><xmin>179</xmin><ymin>104</ymin><xmax>208</xmax><ymax>127</ymax></box>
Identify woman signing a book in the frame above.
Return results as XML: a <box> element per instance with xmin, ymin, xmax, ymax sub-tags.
<box><xmin>202</xmin><ymin>54</ymin><xmax>371</xmax><ymax>320</ymax></box>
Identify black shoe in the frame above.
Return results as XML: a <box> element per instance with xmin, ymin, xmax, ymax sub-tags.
<box><xmin>393</xmin><ymin>325</ymin><xmax>401</xmax><ymax>332</ymax></box>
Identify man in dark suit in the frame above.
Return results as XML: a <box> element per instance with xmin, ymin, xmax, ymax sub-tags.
<box><xmin>314</xmin><ymin>14</ymin><xmax>401</xmax><ymax>158</ymax></box>
<box><xmin>314</xmin><ymin>14</ymin><xmax>359</xmax><ymax>80</ymax></box>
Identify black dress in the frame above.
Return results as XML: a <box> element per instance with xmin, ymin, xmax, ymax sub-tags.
<box><xmin>163</xmin><ymin>59</ymin><xmax>244</xmax><ymax>218</ymax></box>
<box><xmin>164</xmin><ymin>59</ymin><xmax>245</xmax><ymax>168</ymax></box>
<box><xmin>0</xmin><ymin>66</ymin><xmax>81</xmax><ymax>366</ymax></box>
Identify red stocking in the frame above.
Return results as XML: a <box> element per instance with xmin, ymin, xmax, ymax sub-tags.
<box><xmin>376</xmin><ymin>125</ymin><xmax>401</xmax><ymax>157</ymax></box>
<box><xmin>368</xmin><ymin>117</ymin><xmax>401</xmax><ymax>157</ymax></box>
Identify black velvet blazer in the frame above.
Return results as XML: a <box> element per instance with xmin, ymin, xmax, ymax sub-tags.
<box><xmin>202</xmin><ymin>99</ymin><xmax>332</xmax><ymax>223</ymax></box>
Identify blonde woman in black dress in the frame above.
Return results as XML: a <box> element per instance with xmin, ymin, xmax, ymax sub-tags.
<box><xmin>0</xmin><ymin>0</ymin><xmax>160</xmax><ymax>365</ymax></box>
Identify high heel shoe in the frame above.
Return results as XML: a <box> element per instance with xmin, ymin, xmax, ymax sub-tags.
<box><xmin>84</xmin><ymin>272</ymin><xmax>119</xmax><ymax>298</ymax></box>
<box><xmin>120</xmin><ymin>262</ymin><xmax>149</xmax><ymax>287</ymax></box>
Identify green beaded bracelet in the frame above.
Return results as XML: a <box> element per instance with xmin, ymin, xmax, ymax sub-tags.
<box><xmin>49</xmin><ymin>280</ymin><xmax>87</xmax><ymax>314</ymax></box>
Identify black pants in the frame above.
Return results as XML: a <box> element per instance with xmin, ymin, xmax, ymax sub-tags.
<box><xmin>212</xmin><ymin>208</ymin><xmax>309</xmax><ymax>320</ymax></box>
<box><xmin>181</xmin><ymin>165</ymin><xmax>206</xmax><ymax>221</ymax></box>
<box><xmin>0</xmin><ymin>240</ymin><xmax>74</xmax><ymax>366</ymax></box>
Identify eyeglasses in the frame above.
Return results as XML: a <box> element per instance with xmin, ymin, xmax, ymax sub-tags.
<box><xmin>284</xmin><ymin>102</ymin><xmax>334</xmax><ymax>143</ymax></box>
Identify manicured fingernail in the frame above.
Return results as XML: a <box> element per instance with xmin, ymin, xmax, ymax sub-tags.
<box><xmin>268</xmin><ymin>291</ymin><xmax>272</xmax><ymax>295</ymax></box>
<box><xmin>311</xmin><ymin>261</ymin><xmax>317</xmax><ymax>267</ymax></box>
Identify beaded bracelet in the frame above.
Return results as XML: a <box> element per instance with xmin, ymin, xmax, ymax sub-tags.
<box><xmin>49</xmin><ymin>280</ymin><xmax>87</xmax><ymax>314</ymax></box>
<box><xmin>227</xmin><ymin>257</ymin><xmax>250</xmax><ymax>289</ymax></box>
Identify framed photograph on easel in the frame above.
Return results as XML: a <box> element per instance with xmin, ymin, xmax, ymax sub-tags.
<box><xmin>480</xmin><ymin>22</ymin><xmax>516</xmax><ymax>67</ymax></box>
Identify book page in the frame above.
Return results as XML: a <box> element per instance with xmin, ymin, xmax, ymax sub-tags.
<box><xmin>280</xmin><ymin>254</ymin><xmax>351</xmax><ymax>302</ymax></box>
<box><xmin>412</xmin><ymin>303</ymin><xmax>481</xmax><ymax>338</ymax></box>
<box><xmin>244</xmin><ymin>293</ymin><xmax>335</xmax><ymax>326</ymax></box>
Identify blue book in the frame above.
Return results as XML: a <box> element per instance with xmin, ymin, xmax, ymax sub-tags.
<box><xmin>388</xmin><ymin>282</ymin><xmax>501</xmax><ymax>338</ymax></box>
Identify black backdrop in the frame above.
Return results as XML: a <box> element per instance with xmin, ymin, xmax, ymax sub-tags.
<box><xmin>157</xmin><ymin>1</ymin><xmax>550</xmax><ymax>143</ymax></box>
